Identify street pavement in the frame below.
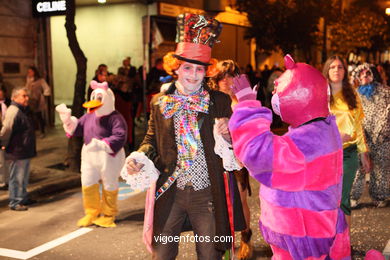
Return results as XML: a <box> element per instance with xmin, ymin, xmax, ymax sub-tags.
<box><xmin>0</xmin><ymin>125</ymin><xmax>388</xmax><ymax>259</ymax></box>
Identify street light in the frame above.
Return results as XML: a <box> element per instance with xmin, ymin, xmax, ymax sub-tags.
<box><xmin>386</xmin><ymin>8</ymin><xmax>390</xmax><ymax>15</ymax></box>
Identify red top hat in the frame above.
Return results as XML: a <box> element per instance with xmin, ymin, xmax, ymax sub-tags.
<box><xmin>173</xmin><ymin>13</ymin><xmax>222</xmax><ymax>66</ymax></box>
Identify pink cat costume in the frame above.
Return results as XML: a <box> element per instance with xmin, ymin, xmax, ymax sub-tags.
<box><xmin>228</xmin><ymin>55</ymin><xmax>351</xmax><ymax>259</ymax></box>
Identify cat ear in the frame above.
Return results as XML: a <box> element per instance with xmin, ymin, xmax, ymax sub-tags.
<box><xmin>284</xmin><ymin>54</ymin><xmax>296</xmax><ymax>70</ymax></box>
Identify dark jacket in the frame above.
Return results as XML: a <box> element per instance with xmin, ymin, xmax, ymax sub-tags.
<box><xmin>138</xmin><ymin>82</ymin><xmax>245</xmax><ymax>251</ymax></box>
<box><xmin>0</xmin><ymin>101</ymin><xmax>36</xmax><ymax>160</ymax></box>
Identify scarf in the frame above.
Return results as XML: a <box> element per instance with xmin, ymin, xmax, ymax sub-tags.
<box><xmin>156</xmin><ymin>88</ymin><xmax>209</xmax><ymax>199</ymax></box>
<box><xmin>358</xmin><ymin>83</ymin><xmax>376</xmax><ymax>98</ymax></box>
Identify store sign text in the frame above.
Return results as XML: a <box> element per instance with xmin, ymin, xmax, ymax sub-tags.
<box><xmin>36</xmin><ymin>1</ymin><xmax>66</xmax><ymax>13</ymax></box>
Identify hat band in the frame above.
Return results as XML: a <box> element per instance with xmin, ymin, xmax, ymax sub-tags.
<box><xmin>175</xmin><ymin>42</ymin><xmax>211</xmax><ymax>64</ymax></box>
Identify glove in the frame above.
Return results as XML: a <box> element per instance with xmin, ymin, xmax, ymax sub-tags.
<box><xmin>55</xmin><ymin>104</ymin><xmax>78</xmax><ymax>135</ymax></box>
<box><xmin>231</xmin><ymin>74</ymin><xmax>256</xmax><ymax>102</ymax></box>
<box><xmin>87</xmin><ymin>138</ymin><xmax>113</xmax><ymax>154</ymax></box>
<box><xmin>55</xmin><ymin>103</ymin><xmax>71</xmax><ymax>124</ymax></box>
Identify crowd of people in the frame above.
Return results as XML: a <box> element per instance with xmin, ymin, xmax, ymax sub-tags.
<box><xmin>0</xmin><ymin>12</ymin><xmax>389</xmax><ymax>260</ymax></box>
<box><xmin>120</xmin><ymin>13</ymin><xmax>388</xmax><ymax>260</ymax></box>
<box><xmin>85</xmin><ymin>56</ymin><xmax>168</xmax><ymax>154</ymax></box>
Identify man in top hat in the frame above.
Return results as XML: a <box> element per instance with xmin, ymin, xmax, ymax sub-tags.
<box><xmin>124</xmin><ymin>13</ymin><xmax>245</xmax><ymax>260</ymax></box>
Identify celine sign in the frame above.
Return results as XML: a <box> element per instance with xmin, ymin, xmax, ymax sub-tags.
<box><xmin>32</xmin><ymin>0</ymin><xmax>67</xmax><ymax>17</ymax></box>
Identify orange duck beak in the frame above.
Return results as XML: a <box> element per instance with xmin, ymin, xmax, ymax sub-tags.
<box><xmin>83</xmin><ymin>100</ymin><xmax>103</xmax><ymax>113</ymax></box>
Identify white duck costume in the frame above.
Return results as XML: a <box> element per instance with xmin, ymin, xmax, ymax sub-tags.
<box><xmin>56</xmin><ymin>81</ymin><xmax>127</xmax><ymax>227</ymax></box>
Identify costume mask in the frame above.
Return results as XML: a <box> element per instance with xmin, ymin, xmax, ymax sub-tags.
<box><xmin>83</xmin><ymin>81</ymin><xmax>115</xmax><ymax>117</ymax></box>
<box><xmin>273</xmin><ymin>55</ymin><xmax>329</xmax><ymax>128</ymax></box>
<box><xmin>271</xmin><ymin>93</ymin><xmax>281</xmax><ymax>116</ymax></box>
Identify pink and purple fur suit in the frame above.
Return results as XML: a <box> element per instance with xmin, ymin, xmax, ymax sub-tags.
<box><xmin>228</xmin><ymin>55</ymin><xmax>351</xmax><ymax>259</ymax></box>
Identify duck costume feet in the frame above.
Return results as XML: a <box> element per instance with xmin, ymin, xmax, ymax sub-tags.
<box><xmin>93</xmin><ymin>189</ymin><xmax>118</xmax><ymax>228</ymax></box>
<box><xmin>77</xmin><ymin>184</ymin><xmax>100</xmax><ymax>227</ymax></box>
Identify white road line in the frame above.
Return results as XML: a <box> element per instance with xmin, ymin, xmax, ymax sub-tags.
<box><xmin>0</xmin><ymin>248</ymin><xmax>26</xmax><ymax>259</ymax></box>
<box><xmin>0</xmin><ymin>227</ymin><xmax>93</xmax><ymax>259</ymax></box>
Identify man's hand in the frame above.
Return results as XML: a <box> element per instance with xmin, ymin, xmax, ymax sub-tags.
<box><xmin>215</xmin><ymin>118</ymin><xmax>232</xmax><ymax>143</ymax></box>
<box><xmin>231</xmin><ymin>74</ymin><xmax>256</xmax><ymax>102</ymax></box>
<box><xmin>360</xmin><ymin>152</ymin><xmax>372</xmax><ymax>173</ymax></box>
<box><xmin>340</xmin><ymin>133</ymin><xmax>352</xmax><ymax>143</ymax></box>
<box><xmin>126</xmin><ymin>158</ymin><xmax>145</xmax><ymax>175</ymax></box>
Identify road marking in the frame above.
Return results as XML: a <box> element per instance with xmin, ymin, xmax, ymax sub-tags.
<box><xmin>118</xmin><ymin>183</ymin><xmax>144</xmax><ymax>200</ymax></box>
<box><xmin>0</xmin><ymin>227</ymin><xmax>93</xmax><ymax>259</ymax></box>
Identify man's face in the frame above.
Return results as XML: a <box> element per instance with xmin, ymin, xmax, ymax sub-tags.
<box><xmin>176</xmin><ymin>62</ymin><xmax>206</xmax><ymax>94</ymax></box>
<box><xmin>97</xmin><ymin>71</ymin><xmax>108</xmax><ymax>83</ymax></box>
<box><xmin>359</xmin><ymin>69</ymin><xmax>373</xmax><ymax>85</ymax></box>
<box><xmin>218</xmin><ymin>76</ymin><xmax>233</xmax><ymax>96</ymax></box>
<box><xmin>27</xmin><ymin>69</ymin><xmax>34</xmax><ymax>78</ymax></box>
<box><xmin>13</xmin><ymin>90</ymin><xmax>29</xmax><ymax>107</ymax></box>
<box><xmin>156</xmin><ymin>62</ymin><xmax>163</xmax><ymax>70</ymax></box>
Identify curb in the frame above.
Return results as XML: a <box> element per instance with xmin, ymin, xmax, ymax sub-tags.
<box><xmin>0</xmin><ymin>166</ymin><xmax>81</xmax><ymax>208</ymax></box>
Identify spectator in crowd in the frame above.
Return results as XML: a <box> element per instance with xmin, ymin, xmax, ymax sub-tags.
<box><xmin>209</xmin><ymin>59</ymin><xmax>253</xmax><ymax>260</ymax></box>
<box><xmin>0</xmin><ymin>86</ymin><xmax>10</xmax><ymax>190</ymax></box>
<box><xmin>107</xmin><ymin>72</ymin><xmax>119</xmax><ymax>90</ymax></box>
<box><xmin>146</xmin><ymin>58</ymin><xmax>168</xmax><ymax>95</ymax></box>
<box><xmin>0</xmin><ymin>87</ymin><xmax>36</xmax><ymax>211</ymax></box>
<box><xmin>128</xmin><ymin>58</ymin><xmax>137</xmax><ymax>79</ymax></box>
<box><xmin>113</xmin><ymin>80</ymin><xmax>133</xmax><ymax>154</ymax></box>
<box><xmin>92</xmin><ymin>64</ymin><xmax>108</xmax><ymax>81</ymax></box>
<box><xmin>132</xmin><ymin>65</ymin><xmax>144</xmax><ymax>122</ymax></box>
<box><xmin>25</xmin><ymin>66</ymin><xmax>51</xmax><ymax>138</ymax></box>
<box><xmin>382</xmin><ymin>61</ymin><xmax>390</xmax><ymax>86</ymax></box>
<box><xmin>350</xmin><ymin>63</ymin><xmax>390</xmax><ymax>208</ymax></box>
<box><xmin>117</xmin><ymin>57</ymin><xmax>131</xmax><ymax>82</ymax></box>
<box><xmin>117</xmin><ymin>57</ymin><xmax>136</xmax><ymax>88</ymax></box>
<box><xmin>145</xmin><ymin>58</ymin><xmax>168</xmax><ymax>118</ymax></box>
<box><xmin>88</xmin><ymin>64</ymin><xmax>108</xmax><ymax>101</ymax></box>
<box><xmin>322</xmin><ymin>56</ymin><xmax>371</xmax><ymax>228</ymax></box>
<box><xmin>244</xmin><ymin>64</ymin><xmax>257</xmax><ymax>86</ymax></box>
<box><xmin>376</xmin><ymin>64</ymin><xmax>388</xmax><ymax>86</ymax></box>
<box><xmin>260</xmin><ymin>64</ymin><xmax>272</xmax><ymax>87</ymax></box>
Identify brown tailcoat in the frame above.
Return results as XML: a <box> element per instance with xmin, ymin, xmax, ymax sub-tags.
<box><xmin>138</xmin><ymin>82</ymin><xmax>245</xmax><ymax>251</ymax></box>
